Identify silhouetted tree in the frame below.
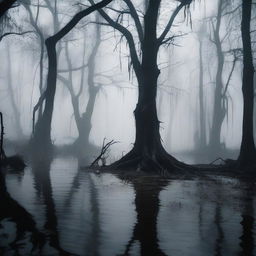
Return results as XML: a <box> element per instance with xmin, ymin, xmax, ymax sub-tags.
<box><xmin>90</xmin><ymin>0</ymin><xmax>193</xmax><ymax>172</ymax></box>
<box><xmin>238</xmin><ymin>0</ymin><xmax>256</xmax><ymax>166</ymax></box>
<box><xmin>25</xmin><ymin>0</ymin><xmax>63</xmax><ymax>134</ymax></box>
<box><xmin>32</xmin><ymin>0</ymin><xmax>113</xmax><ymax>153</ymax></box>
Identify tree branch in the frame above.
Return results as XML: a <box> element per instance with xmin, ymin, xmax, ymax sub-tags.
<box><xmin>157</xmin><ymin>2</ymin><xmax>185</xmax><ymax>44</ymax></box>
<box><xmin>123</xmin><ymin>0</ymin><xmax>143</xmax><ymax>42</ymax></box>
<box><xmin>0</xmin><ymin>31</ymin><xmax>34</xmax><ymax>42</ymax></box>
<box><xmin>88</xmin><ymin>0</ymin><xmax>141</xmax><ymax>76</ymax></box>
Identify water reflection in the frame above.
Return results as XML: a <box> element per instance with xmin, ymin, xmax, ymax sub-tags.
<box><xmin>121</xmin><ymin>178</ymin><xmax>169</xmax><ymax>256</ymax></box>
<box><xmin>239</xmin><ymin>181</ymin><xmax>255</xmax><ymax>256</ymax></box>
<box><xmin>1</xmin><ymin>157</ymin><xmax>256</xmax><ymax>255</ymax></box>
<box><xmin>31</xmin><ymin>158</ymin><xmax>72</xmax><ymax>255</ymax></box>
<box><xmin>0</xmin><ymin>167</ymin><xmax>45</xmax><ymax>254</ymax></box>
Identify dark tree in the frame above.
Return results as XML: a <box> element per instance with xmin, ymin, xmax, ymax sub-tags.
<box><xmin>91</xmin><ymin>0</ymin><xmax>193</xmax><ymax>172</ymax></box>
<box><xmin>238</xmin><ymin>0</ymin><xmax>256</xmax><ymax>166</ymax></box>
<box><xmin>32</xmin><ymin>0</ymin><xmax>113</xmax><ymax>153</ymax></box>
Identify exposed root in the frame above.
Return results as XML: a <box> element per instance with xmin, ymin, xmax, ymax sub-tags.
<box><xmin>108</xmin><ymin>148</ymin><xmax>197</xmax><ymax>174</ymax></box>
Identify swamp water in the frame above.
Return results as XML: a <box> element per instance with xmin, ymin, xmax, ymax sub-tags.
<box><xmin>0</xmin><ymin>157</ymin><xmax>255</xmax><ymax>255</ymax></box>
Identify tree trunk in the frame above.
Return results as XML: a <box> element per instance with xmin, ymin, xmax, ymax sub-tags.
<box><xmin>238</xmin><ymin>0</ymin><xmax>256</xmax><ymax>165</ymax></box>
<box><xmin>33</xmin><ymin>39</ymin><xmax>57</xmax><ymax>151</ymax></box>
<box><xmin>131</xmin><ymin>0</ymin><xmax>164</xmax><ymax>162</ymax></box>
<box><xmin>198</xmin><ymin>38</ymin><xmax>207</xmax><ymax>149</ymax></box>
<box><xmin>209</xmin><ymin>0</ymin><xmax>225</xmax><ymax>154</ymax></box>
<box><xmin>110</xmin><ymin>0</ymin><xmax>188</xmax><ymax>172</ymax></box>
<box><xmin>75</xmin><ymin>22</ymin><xmax>101</xmax><ymax>152</ymax></box>
<box><xmin>31</xmin><ymin>0</ymin><xmax>112</xmax><ymax>152</ymax></box>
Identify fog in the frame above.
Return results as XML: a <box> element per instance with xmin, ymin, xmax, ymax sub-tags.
<box><xmin>1</xmin><ymin>1</ymin><xmax>256</xmax><ymax>255</ymax></box>
<box><xmin>0</xmin><ymin>0</ymin><xmax>255</xmax><ymax>165</ymax></box>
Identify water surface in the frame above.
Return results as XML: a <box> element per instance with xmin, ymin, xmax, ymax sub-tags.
<box><xmin>0</xmin><ymin>157</ymin><xmax>255</xmax><ymax>255</ymax></box>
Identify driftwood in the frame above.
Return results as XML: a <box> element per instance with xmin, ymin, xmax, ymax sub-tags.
<box><xmin>90</xmin><ymin>138</ymin><xmax>118</xmax><ymax>167</ymax></box>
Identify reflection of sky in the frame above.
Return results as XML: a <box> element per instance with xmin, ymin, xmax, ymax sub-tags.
<box><xmin>3</xmin><ymin>157</ymin><xmax>255</xmax><ymax>255</ymax></box>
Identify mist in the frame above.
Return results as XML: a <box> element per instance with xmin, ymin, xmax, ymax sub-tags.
<box><xmin>0</xmin><ymin>0</ymin><xmax>256</xmax><ymax>255</ymax></box>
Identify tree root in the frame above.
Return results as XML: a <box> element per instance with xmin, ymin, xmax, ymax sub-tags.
<box><xmin>107</xmin><ymin>148</ymin><xmax>197</xmax><ymax>174</ymax></box>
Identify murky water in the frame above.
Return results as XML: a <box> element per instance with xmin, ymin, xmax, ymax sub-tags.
<box><xmin>0</xmin><ymin>157</ymin><xmax>255</xmax><ymax>255</ymax></box>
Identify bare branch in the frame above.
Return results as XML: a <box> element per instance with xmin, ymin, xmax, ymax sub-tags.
<box><xmin>123</xmin><ymin>0</ymin><xmax>143</xmax><ymax>42</ymax></box>
<box><xmin>0</xmin><ymin>31</ymin><xmax>34</xmax><ymax>42</ymax></box>
<box><xmin>157</xmin><ymin>2</ymin><xmax>185</xmax><ymax>44</ymax></box>
<box><xmin>88</xmin><ymin>0</ymin><xmax>141</xmax><ymax>76</ymax></box>
<box><xmin>90</xmin><ymin>138</ymin><xmax>118</xmax><ymax>167</ymax></box>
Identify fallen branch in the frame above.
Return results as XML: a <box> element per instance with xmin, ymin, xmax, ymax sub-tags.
<box><xmin>210</xmin><ymin>157</ymin><xmax>226</xmax><ymax>165</ymax></box>
<box><xmin>90</xmin><ymin>138</ymin><xmax>118</xmax><ymax>167</ymax></box>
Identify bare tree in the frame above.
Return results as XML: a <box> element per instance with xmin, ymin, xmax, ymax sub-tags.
<box><xmin>89</xmin><ymin>0</ymin><xmax>194</xmax><ymax>172</ymax></box>
<box><xmin>207</xmin><ymin>0</ymin><xmax>240</xmax><ymax>155</ymax></box>
<box><xmin>238</xmin><ymin>0</ymin><xmax>256</xmax><ymax>166</ymax></box>
<box><xmin>59</xmin><ymin>19</ymin><xmax>102</xmax><ymax>160</ymax></box>
<box><xmin>32</xmin><ymin>0</ymin><xmax>113</xmax><ymax>153</ymax></box>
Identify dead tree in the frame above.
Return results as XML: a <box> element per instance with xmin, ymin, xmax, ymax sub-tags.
<box><xmin>59</xmin><ymin>18</ymin><xmax>102</xmax><ymax>155</ymax></box>
<box><xmin>89</xmin><ymin>0</ymin><xmax>195</xmax><ymax>172</ymax></box>
<box><xmin>238</xmin><ymin>0</ymin><xmax>256</xmax><ymax>166</ymax></box>
<box><xmin>31</xmin><ymin>0</ymin><xmax>113</xmax><ymax>152</ymax></box>
<box><xmin>208</xmin><ymin>0</ymin><xmax>240</xmax><ymax>155</ymax></box>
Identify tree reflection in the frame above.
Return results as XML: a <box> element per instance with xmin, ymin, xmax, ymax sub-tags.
<box><xmin>239</xmin><ymin>181</ymin><xmax>255</xmax><ymax>256</ymax></box>
<box><xmin>0</xmin><ymin>167</ymin><xmax>45</xmax><ymax>254</ymax></box>
<box><xmin>31</xmin><ymin>158</ymin><xmax>73</xmax><ymax>255</ymax></box>
<box><xmin>121</xmin><ymin>177</ymin><xmax>169</xmax><ymax>256</ymax></box>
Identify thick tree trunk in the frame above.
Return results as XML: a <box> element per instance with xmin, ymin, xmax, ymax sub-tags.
<box><xmin>238</xmin><ymin>0</ymin><xmax>256</xmax><ymax>165</ymax></box>
<box><xmin>110</xmin><ymin>0</ymin><xmax>188</xmax><ymax>172</ymax></box>
<box><xmin>134</xmin><ymin>0</ymin><xmax>161</xmax><ymax>155</ymax></box>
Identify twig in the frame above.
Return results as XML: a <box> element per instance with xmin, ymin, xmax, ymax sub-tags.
<box><xmin>90</xmin><ymin>138</ymin><xmax>118</xmax><ymax>167</ymax></box>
